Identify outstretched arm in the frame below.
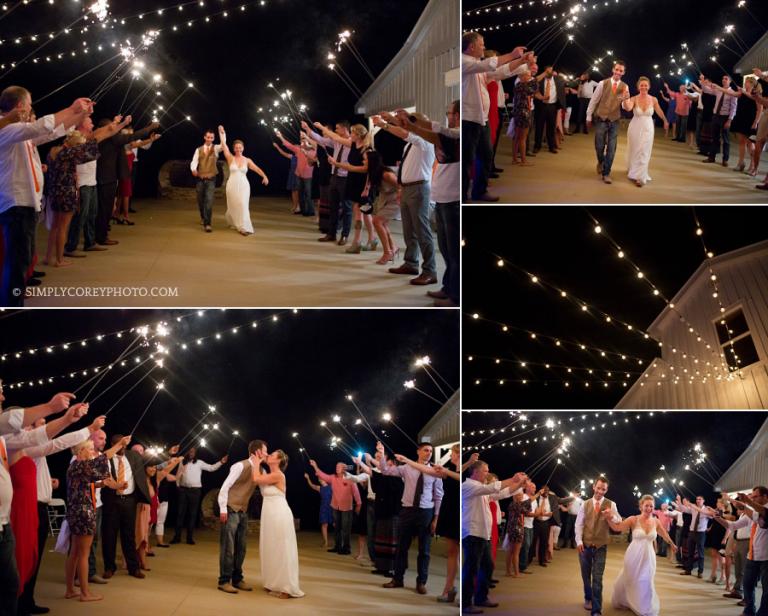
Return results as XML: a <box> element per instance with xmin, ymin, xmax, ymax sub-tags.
<box><xmin>653</xmin><ymin>97</ymin><xmax>669</xmax><ymax>129</ymax></box>
<box><xmin>303</xmin><ymin>473</ymin><xmax>321</xmax><ymax>492</ymax></box>
<box><xmin>393</xmin><ymin>454</ymin><xmax>441</xmax><ymax>478</ymax></box>
<box><xmin>313</xmin><ymin>122</ymin><xmax>353</xmax><ymax>148</ymax></box>
<box><xmin>247</xmin><ymin>159</ymin><xmax>269</xmax><ymax>185</ymax></box>
<box><xmin>655</xmin><ymin>518</ymin><xmax>677</xmax><ymax>551</ymax></box>
<box><xmin>91</xmin><ymin>115</ymin><xmax>132</xmax><ymax>142</ymax></box>
<box><xmin>218</xmin><ymin>126</ymin><xmax>233</xmax><ymax>163</ymax></box>
<box><xmin>272</xmin><ymin>142</ymin><xmax>293</xmax><ymax>160</ymax></box>
<box><xmin>461</xmin><ymin>452</ymin><xmax>479</xmax><ymax>473</ymax></box>
<box><xmin>604</xmin><ymin>512</ymin><xmax>634</xmax><ymax>533</ymax></box>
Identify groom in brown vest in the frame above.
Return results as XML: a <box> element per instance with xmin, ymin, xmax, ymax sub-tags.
<box><xmin>575</xmin><ymin>477</ymin><xmax>621</xmax><ymax>616</ymax></box>
<box><xmin>586</xmin><ymin>61</ymin><xmax>630</xmax><ymax>184</ymax></box>
<box><xmin>216</xmin><ymin>439</ymin><xmax>268</xmax><ymax>594</ymax></box>
<box><xmin>190</xmin><ymin>128</ymin><xmax>224</xmax><ymax>232</ymax></box>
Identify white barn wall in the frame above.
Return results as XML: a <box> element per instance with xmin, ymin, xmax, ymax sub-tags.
<box><xmin>355</xmin><ymin>0</ymin><xmax>459</xmax><ymax>123</ymax></box>
<box><xmin>616</xmin><ymin>241</ymin><xmax>768</xmax><ymax>409</ymax></box>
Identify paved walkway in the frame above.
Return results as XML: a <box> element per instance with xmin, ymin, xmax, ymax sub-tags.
<box><xmin>28</xmin><ymin>197</ymin><xmax>446</xmax><ymax>307</ymax></box>
<box><xmin>487</xmin><ymin>539</ymin><xmax>757</xmax><ymax>615</ymax></box>
<box><xmin>34</xmin><ymin>528</ymin><xmax>455</xmax><ymax>615</ymax></box>
<box><xmin>472</xmin><ymin>124</ymin><xmax>768</xmax><ymax>204</ymax></box>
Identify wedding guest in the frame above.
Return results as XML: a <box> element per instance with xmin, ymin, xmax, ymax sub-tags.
<box><xmin>17</xmin><ymin>413</ymin><xmax>106</xmax><ymax>614</ymax></box>
<box><xmin>100</xmin><ymin>433</ymin><xmax>153</xmax><ymax>579</ymax></box>
<box><xmin>44</xmin><ymin>118</ymin><xmax>130</xmax><ymax>268</ymax></box>
<box><xmin>461</xmin><ymin>32</ymin><xmax>532</xmax><ymax>202</ymax></box>
<box><xmin>559</xmin><ymin>490</ymin><xmax>583</xmax><ymax>549</ymax></box>
<box><xmin>713</xmin><ymin>76</ymin><xmax>763</xmax><ymax>173</ymax></box>
<box><xmin>675</xmin><ymin>494</ymin><xmax>713</xmax><ymax>578</ymax></box>
<box><xmin>519</xmin><ymin>480</ymin><xmax>537</xmax><ymax>573</ymax></box>
<box><xmin>303</xmin><ymin>472</ymin><xmax>332</xmax><ymax>548</ymax></box>
<box><xmin>0</xmin><ymin>89</ymin><xmax>93</xmax><ymax>305</ymax></box>
<box><xmin>271</xmin><ymin>141</ymin><xmax>300</xmax><ymax>214</ymax></box>
<box><xmin>171</xmin><ymin>447</ymin><xmax>227</xmax><ymax>545</ymax></box>
<box><xmin>136</xmin><ymin>455</ymin><xmax>181</xmax><ymax>571</ymax></box>
<box><xmin>533</xmin><ymin>66</ymin><xmax>561</xmax><ymax>154</ymax></box>
<box><xmin>504</xmin><ymin>489</ymin><xmax>528</xmax><ymax>577</ymax></box>
<box><xmin>217</xmin><ymin>440</ymin><xmax>267</xmax><ymax>594</ymax></box>
<box><xmin>576</xmin><ymin>73</ymin><xmax>599</xmax><ymax>134</ymax></box>
<box><xmin>652</xmin><ymin>502</ymin><xmax>673</xmax><ymax>558</ymax></box>
<box><xmin>722</xmin><ymin>502</ymin><xmax>753</xmax><ymax>601</ymax></box>
<box><xmin>710</xmin><ymin>487</ymin><xmax>768</xmax><ymax>616</ymax></box>
<box><xmin>364</xmin><ymin>134</ymin><xmax>400</xmax><ymax>265</ymax></box>
<box><xmin>190</xmin><ymin>129</ymin><xmax>223</xmax><ymax>232</ymax></box>
<box><xmin>461</xmin><ymin>461</ymin><xmax>527</xmax><ymax>614</ymax></box>
<box><xmin>65</xmin><ymin>434</ymin><xmax>130</xmax><ymax>602</ymax></box>
<box><xmin>302</xmin><ymin>119</ymin><xmax>352</xmax><ymax>244</ymax></box>
<box><xmin>705</xmin><ymin>496</ymin><xmax>730</xmax><ymax>584</ymax></box>
<box><xmin>95</xmin><ymin>118</ymin><xmax>158</xmax><ymax>244</ymax></box>
<box><xmin>308</xmin><ymin>458</ymin><xmax>361</xmax><ymax>555</ymax></box>
<box><xmin>391</xmin><ymin>445</ymin><xmax>460</xmax><ymax>603</ymax></box>
<box><xmin>369</xmin><ymin>453</ymin><xmax>403</xmax><ymax>576</ymax></box>
<box><xmin>511</xmin><ymin>70</ymin><xmax>538</xmax><ymax>166</ymax></box>
<box><xmin>395</xmin><ymin>106</ymin><xmax>460</xmax><ymax>307</ymax></box>
<box><xmin>153</xmin><ymin>449</ymin><xmax>179</xmax><ymax>549</ymax></box>
<box><xmin>275</xmin><ymin>131</ymin><xmax>316</xmax><ymax>217</ymax></box>
<box><xmin>375</xmin><ymin>111</ymin><xmax>437</xmax><ymax>286</ymax></box>
<box><xmin>663</xmin><ymin>83</ymin><xmax>692</xmax><ymax>143</ymax></box>
<box><xmin>114</xmin><ymin>131</ymin><xmax>160</xmax><ymax>225</ymax></box>
<box><xmin>700</xmin><ymin>74</ymin><xmax>738</xmax><ymax>167</ymax></box>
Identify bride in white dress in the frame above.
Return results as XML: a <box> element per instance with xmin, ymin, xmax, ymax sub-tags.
<box><xmin>251</xmin><ymin>450</ymin><xmax>304</xmax><ymax>599</ymax></box>
<box><xmin>621</xmin><ymin>78</ymin><xmax>669</xmax><ymax>187</ymax></box>
<box><xmin>218</xmin><ymin>125</ymin><xmax>269</xmax><ymax>235</ymax></box>
<box><xmin>604</xmin><ymin>495</ymin><xmax>677</xmax><ymax>616</ymax></box>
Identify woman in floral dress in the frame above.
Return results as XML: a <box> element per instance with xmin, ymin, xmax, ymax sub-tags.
<box><xmin>512</xmin><ymin>71</ymin><xmax>538</xmax><ymax>166</ymax></box>
<box><xmin>44</xmin><ymin>116</ymin><xmax>130</xmax><ymax>268</ymax></box>
<box><xmin>65</xmin><ymin>435</ymin><xmax>130</xmax><ymax>602</ymax></box>
<box><xmin>505</xmin><ymin>491</ymin><xmax>530</xmax><ymax>577</ymax></box>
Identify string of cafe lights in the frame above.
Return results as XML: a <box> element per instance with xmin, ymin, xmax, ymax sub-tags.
<box><xmin>463</xmin><ymin>412</ymin><xmax>722</xmax><ymax>498</ymax></box>
<box><xmin>463</xmin><ymin>0</ymin><xmax>633</xmax><ymax>33</ymax></box>
<box><xmin>585</xmin><ymin>210</ymin><xmax>730</xmax><ymax>373</ymax></box>
<box><xmin>485</xmin><ymin>250</ymin><xmax>732</xmax><ymax>374</ymax></box>
<box><xmin>1</xmin><ymin>309</ymin><xmax>301</xmax><ymax>389</ymax></box>
<box><xmin>465</xmin><ymin>0</ymin><xmax>564</xmax><ymax>17</ymax></box>
<box><xmin>0</xmin><ymin>0</ymin><xmax>271</xmax><ymax>72</ymax></box>
<box><xmin>465</xmin><ymin>312</ymin><xmax>653</xmax><ymax>365</ymax></box>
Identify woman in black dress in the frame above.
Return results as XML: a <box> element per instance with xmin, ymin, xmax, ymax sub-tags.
<box><xmin>394</xmin><ymin>443</ymin><xmax>460</xmax><ymax>604</ymax></box>
<box><xmin>707</xmin><ymin>76</ymin><xmax>763</xmax><ymax>172</ymax></box>
<box><xmin>327</xmin><ymin>124</ymin><xmax>375</xmax><ymax>253</ymax></box>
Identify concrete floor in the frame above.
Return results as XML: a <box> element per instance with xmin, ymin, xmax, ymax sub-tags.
<box><xmin>28</xmin><ymin>196</ymin><xmax>447</xmax><ymax>307</ymax></box>
<box><xmin>487</xmin><ymin>540</ymin><xmax>759</xmax><ymax>615</ymax></box>
<box><xmin>472</xmin><ymin>125</ymin><xmax>768</xmax><ymax>204</ymax></box>
<box><xmin>34</xmin><ymin>529</ymin><xmax>457</xmax><ymax>615</ymax></box>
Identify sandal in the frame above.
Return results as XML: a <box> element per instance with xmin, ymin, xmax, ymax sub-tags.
<box><xmin>376</xmin><ymin>251</ymin><xmax>394</xmax><ymax>265</ymax></box>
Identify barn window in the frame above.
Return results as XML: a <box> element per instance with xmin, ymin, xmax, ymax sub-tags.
<box><xmin>715</xmin><ymin>308</ymin><xmax>761</xmax><ymax>371</ymax></box>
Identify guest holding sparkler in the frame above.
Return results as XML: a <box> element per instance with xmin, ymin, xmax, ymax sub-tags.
<box><xmin>274</xmin><ymin>130</ymin><xmax>316</xmax><ymax>217</ymax></box>
<box><xmin>308</xmin><ymin>459</ymin><xmax>361</xmax><ymax>555</ymax></box>
<box><xmin>303</xmin><ymin>472</ymin><xmax>333</xmax><ymax>548</ymax></box>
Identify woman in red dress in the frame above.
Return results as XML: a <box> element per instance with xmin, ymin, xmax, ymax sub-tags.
<box><xmin>10</xmin><ymin>454</ymin><xmax>38</xmax><ymax>597</ymax></box>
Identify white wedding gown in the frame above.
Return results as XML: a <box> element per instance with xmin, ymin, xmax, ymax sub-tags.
<box><xmin>626</xmin><ymin>102</ymin><xmax>655</xmax><ymax>185</ymax></box>
<box><xmin>611</xmin><ymin>519</ymin><xmax>660</xmax><ymax>616</ymax></box>
<box><xmin>224</xmin><ymin>160</ymin><xmax>254</xmax><ymax>234</ymax></box>
<box><xmin>259</xmin><ymin>484</ymin><xmax>304</xmax><ymax>597</ymax></box>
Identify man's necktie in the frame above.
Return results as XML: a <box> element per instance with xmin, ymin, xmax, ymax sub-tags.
<box><xmin>117</xmin><ymin>456</ymin><xmax>125</xmax><ymax>494</ymax></box>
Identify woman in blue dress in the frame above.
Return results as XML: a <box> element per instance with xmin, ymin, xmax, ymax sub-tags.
<box><xmin>304</xmin><ymin>472</ymin><xmax>333</xmax><ymax>548</ymax></box>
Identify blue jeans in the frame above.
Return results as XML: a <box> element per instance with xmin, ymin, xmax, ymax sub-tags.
<box><xmin>594</xmin><ymin>118</ymin><xmax>619</xmax><ymax>177</ymax></box>
<box><xmin>0</xmin><ymin>524</ymin><xmax>19</xmax><ymax>616</ymax></box>
<box><xmin>393</xmin><ymin>506</ymin><xmax>433</xmax><ymax>584</ymax></box>
<box><xmin>520</xmin><ymin>526</ymin><xmax>533</xmax><ymax>570</ymax></box>
<box><xmin>196</xmin><ymin>179</ymin><xmax>215</xmax><ymax>226</ymax></box>
<box><xmin>88</xmin><ymin>506</ymin><xmax>102</xmax><ymax>578</ymax></box>
<box><xmin>0</xmin><ymin>206</ymin><xmax>36</xmax><ymax>307</ymax></box>
<box><xmin>742</xmin><ymin>559</ymin><xmax>768</xmax><ymax>616</ymax></box>
<box><xmin>708</xmin><ymin>114</ymin><xmax>731</xmax><ymax>162</ymax></box>
<box><xmin>333</xmin><ymin>508</ymin><xmax>352</xmax><ymax>552</ymax></box>
<box><xmin>579</xmin><ymin>545</ymin><xmax>607</xmax><ymax>615</ymax></box>
<box><xmin>66</xmin><ymin>185</ymin><xmax>98</xmax><ymax>251</ymax></box>
<box><xmin>462</xmin><ymin>535</ymin><xmax>493</xmax><ymax>607</ymax></box>
<box><xmin>685</xmin><ymin>530</ymin><xmax>706</xmax><ymax>573</ymax></box>
<box><xmin>400</xmin><ymin>184</ymin><xmax>435</xmax><ymax>276</ymax></box>
<box><xmin>435</xmin><ymin>202</ymin><xmax>459</xmax><ymax>303</ymax></box>
<box><xmin>298</xmin><ymin>177</ymin><xmax>314</xmax><ymax>216</ymax></box>
<box><xmin>218</xmin><ymin>509</ymin><xmax>248</xmax><ymax>585</ymax></box>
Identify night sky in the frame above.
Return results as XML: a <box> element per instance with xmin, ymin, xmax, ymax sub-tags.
<box><xmin>0</xmin><ymin>308</ymin><xmax>458</xmax><ymax>528</ymax></box>
<box><xmin>0</xmin><ymin>0</ymin><xmax>429</xmax><ymax>196</ymax></box>
<box><xmin>462</xmin><ymin>206</ymin><xmax>768</xmax><ymax>409</ymax></box>
<box><xmin>462</xmin><ymin>410</ymin><xmax>768</xmax><ymax>515</ymax></box>
<box><xmin>463</xmin><ymin>0</ymin><xmax>768</xmax><ymax>87</ymax></box>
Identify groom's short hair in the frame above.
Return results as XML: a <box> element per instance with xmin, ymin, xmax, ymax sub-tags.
<box><xmin>613</xmin><ymin>60</ymin><xmax>626</xmax><ymax>68</ymax></box>
<box><xmin>203</xmin><ymin>128</ymin><xmax>215</xmax><ymax>136</ymax></box>
<box><xmin>595</xmin><ymin>476</ymin><xmax>609</xmax><ymax>486</ymax></box>
<box><xmin>248</xmin><ymin>439</ymin><xmax>267</xmax><ymax>455</ymax></box>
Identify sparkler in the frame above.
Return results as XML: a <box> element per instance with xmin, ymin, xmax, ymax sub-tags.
<box><xmin>129</xmin><ymin>381</ymin><xmax>165</xmax><ymax>434</ymax></box>
<box><xmin>403</xmin><ymin>379</ymin><xmax>444</xmax><ymax>406</ymax></box>
<box><xmin>102</xmin><ymin>362</ymin><xmax>158</xmax><ymax>416</ymax></box>
<box><xmin>381</xmin><ymin>412</ymin><xmax>418</xmax><ymax>447</ymax></box>
<box><xmin>163</xmin><ymin>115</ymin><xmax>192</xmax><ymax>132</ymax></box>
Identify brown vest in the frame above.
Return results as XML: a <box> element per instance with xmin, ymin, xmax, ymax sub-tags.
<box><xmin>226</xmin><ymin>459</ymin><xmax>256</xmax><ymax>513</ymax></box>
<box><xmin>582</xmin><ymin>497</ymin><xmax>614</xmax><ymax>547</ymax></box>
<box><xmin>595</xmin><ymin>79</ymin><xmax>625</xmax><ymax>122</ymax></box>
<box><xmin>197</xmin><ymin>145</ymin><xmax>218</xmax><ymax>178</ymax></box>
